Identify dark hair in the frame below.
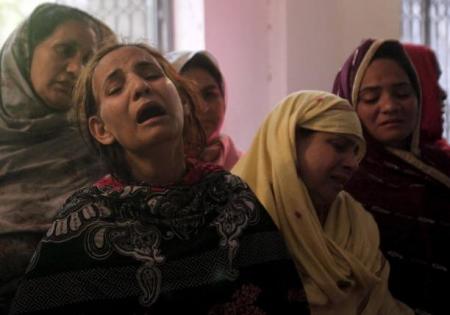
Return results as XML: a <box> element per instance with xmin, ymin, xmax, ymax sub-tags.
<box><xmin>28</xmin><ymin>3</ymin><xmax>101</xmax><ymax>55</ymax></box>
<box><xmin>180</xmin><ymin>53</ymin><xmax>225</xmax><ymax>97</ymax></box>
<box><xmin>74</xmin><ymin>43</ymin><xmax>206</xmax><ymax>182</ymax></box>
<box><xmin>296</xmin><ymin>128</ymin><xmax>315</xmax><ymax>140</ymax></box>
<box><xmin>372</xmin><ymin>41</ymin><xmax>420</xmax><ymax>98</ymax></box>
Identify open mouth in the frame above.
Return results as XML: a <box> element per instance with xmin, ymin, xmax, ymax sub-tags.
<box><xmin>136</xmin><ymin>102</ymin><xmax>167</xmax><ymax>124</ymax></box>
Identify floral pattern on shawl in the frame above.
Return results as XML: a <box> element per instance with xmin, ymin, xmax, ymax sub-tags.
<box><xmin>27</xmin><ymin>163</ymin><xmax>261</xmax><ymax>307</ymax></box>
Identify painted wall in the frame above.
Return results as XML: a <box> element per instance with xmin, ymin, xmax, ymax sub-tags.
<box><xmin>204</xmin><ymin>0</ymin><xmax>272</xmax><ymax>151</ymax></box>
<box><xmin>200</xmin><ymin>0</ymin><xmax>402</xmax><ymax>150</ymax></box>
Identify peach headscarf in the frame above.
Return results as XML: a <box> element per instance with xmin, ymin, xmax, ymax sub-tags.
<box><xmin>165</xmin><ymin>50</ymin><xmax>242</xmax><ymax>170</ymax></box>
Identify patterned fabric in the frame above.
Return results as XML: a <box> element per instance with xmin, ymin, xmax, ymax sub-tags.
<box><xmin>0</xmin><ymin>3</ymin><xmax>115</xmax><ymax>311</ymax></box>
<box><xmin>403</xmin><ymin>43</ymin><xmax>450</xmax><ymax>154</ymax></box>
<box><xmin>233</xmin><ymin>91</ymin><xmax>411</xmax><ymax>315</ymax></box>
<box><xmin>10</xmin><ymin>161</ymin><xmax>310</xmax><ymax>314</ymax></box>
<box><xmin>333</xmin><ymin>38</ymin><xmax>450</xmax><ymax>314</ymax></box>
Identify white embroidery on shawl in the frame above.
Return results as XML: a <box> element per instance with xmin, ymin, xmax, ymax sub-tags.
<box><xmin>210</xmin><ymin>174</ymin><xmax>260</xmax><ymax>273</ymax></box>
<box><xmin>85</xmin><ymin>221</ymin><xmax>164</xmax><ymax>306</ymax></box>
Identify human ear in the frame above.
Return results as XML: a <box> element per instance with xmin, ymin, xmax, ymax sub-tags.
<box><xmin>88</xmin><ymin>115</ymin><xmax>115</xmax><ymax>145</ymax></box>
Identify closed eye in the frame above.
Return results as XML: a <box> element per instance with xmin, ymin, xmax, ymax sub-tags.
<box><xmin>392</xmin><ymin>84</ymin><xmax>415</xmax><ymax>99</ymax></box>
<box><xmin>202</xmin><ymin>88</ymin><xmax>221</xmax><ymax>101</ymax></box>
<box><xmin>54</xmin><ymin>43</ymin><xmax>77</xmax><ymax>59</ymax></box>
<box><xmin>331</xmin><ymin>141</ymin><xmax>348</xmax><ymax>153</ymax></box>
<box><xmin>329</xmin><ymin>137</ymin><xmax>358</xmax><ymax>155</ymax></box>
<box><xmin>136</xmin><ymin>62</ymin><xmax>164</xmax><ymax>81</ymax></box>
<box><xmin>360</xmin><ymin>95</ymin><xmax>380</xmax><ymax>105</ymax></box>
<box><xmin>107</xmin><ymin>85</ymin><xmax>122</xmax><ymax>95</ymax></box>
<box><xmin>103</xmin><ymin>70</ymin><xmax>125</xmax><ymax>96</ymax></box>
<box><xmin>82</xmin><ymin>51</ymin><xmax>94</xmax><ymax>65</ymax></box>
<box><xmin>358</xmin><ymin>88</ymin><xmax>380</xmax><ymax>105</ymax></box>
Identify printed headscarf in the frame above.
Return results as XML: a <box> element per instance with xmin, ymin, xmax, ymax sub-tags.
<box><xmin>0</xmin><ymin>2</ymin><xmax>116</xmax><ymax>292</ymax></box>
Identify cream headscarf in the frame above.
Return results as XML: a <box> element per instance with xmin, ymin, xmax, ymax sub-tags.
<box><xmin>232</xmin><ymin>91</ymin><xmax>412</xmax><ymax>314</ymax></box>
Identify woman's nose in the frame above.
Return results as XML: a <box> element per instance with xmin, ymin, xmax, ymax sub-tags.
<box><xmin>66</xmin><ymin>54</ymin><xmax>82</xmax><ymax>76</ymax></box>
<box><xmin>198</xmin><ymin>98</ymin><xmax>211</xmax><ymax>114</ymax></box>
<box><xmin>342</xmin><ymin>152</ymin><xmax>359</xmax><ymax>172</ymax></box>
<box><xmin>132</xmin><ymin>76</ymin><xmax>152</xmax><ymax>101</ymax></box>
<box><xmin>380</xmin><ymin>92</ymin><xmax>400</xmax><ymax>113</ymax></box>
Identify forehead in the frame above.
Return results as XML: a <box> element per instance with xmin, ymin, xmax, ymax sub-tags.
<box><xmin>94</xmin><ymin>46</ymin><xmax>159</xmax><ymax>81</ymax></box>
<box><xmin>363</xmin><ymin>58</ymin><xmax>410</xmax><ymax>84</ymax></box>
<box><xmin>47</xmin><ymin>19</ymin><xmax>96</xmax><ymax>44</ymax></box>
<box><xmin>183</xmin><ymin>67</ymin><xmax>219</xmax><ymax>88</ymax></box>
<box><xmin>312</xmin><ymin>131</ymin><xmax>357</xmax><ymax>142</ymax></box>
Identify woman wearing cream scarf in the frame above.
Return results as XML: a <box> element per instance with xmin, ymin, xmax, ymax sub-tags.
<box><xmin>232</xmin><ymin>91</ymin><xmax>412</xmax><ymax>314</ymax></box>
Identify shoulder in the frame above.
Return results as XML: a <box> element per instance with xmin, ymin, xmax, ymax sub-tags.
<box><xmin>200</xmin><ymin>167</ymin><xmax>261</xmax><ymax>206</ymax></box>
<box><xmin>189</xmin><ymin>160</ymin><xmax>251</xmax><ymax>191</ymax></box>
<box><xmin>43</xmin><ymin>184</ymin><xmax>116</xmax><ymax>242</ymax></box>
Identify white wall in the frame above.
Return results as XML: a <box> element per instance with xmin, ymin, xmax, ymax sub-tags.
<box><xmin>173</xmin><ymin>0</ymin><xmax>205</xmax><ymax>50</ymax></box>
<box><xmin>200</xmin><ymin>0</ymin><xmax>402</xmax><ymax>150</ymax></box>
<box><xmin>204</xmin><ymin>0</ymin><xmax>272</xmax><ymax>151</ymax></box>
<box><xmin>285</xmin><ymin>0</ymin><xmax>402</xmax><ymax>93</ymax></box>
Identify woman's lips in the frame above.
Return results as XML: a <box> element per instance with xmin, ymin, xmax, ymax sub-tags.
<box><xmin>136</xmin><ymin>102</ymin><xmax>167</xmax><ymax>124</ymax></box>
<box><xmin>54</xmin><ymin>81</ymin><xmax>73</xmax><ymax>94</ymax></box>
<box><xmin>379</xmin><ymin>119</ymin><xmax>404</xmax><ymax>127</ymax></box>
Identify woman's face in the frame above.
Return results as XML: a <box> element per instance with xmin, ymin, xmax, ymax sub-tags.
<box><xmin>296</xmin><ymin>131</ymin><xmax>360</xmax><ymax>209</ymax></box>
<box><xmin>89</xmin><ymin>46</ymin><xmax>184</xmax><ymax>156</ymax></box>
<box><xmin>182</xmin><ymin>67</ymin><xmax>225</xmax><ymax>142</ymax></box>
<box><xmin>357</xmin><ymin>58</ymin><xmax>419</xmax><ymax>148</ymax></box>
<box><xmin>30</xmin><ymin>19</ymin><xmax>96</xmax><ymax>111</ymax></box>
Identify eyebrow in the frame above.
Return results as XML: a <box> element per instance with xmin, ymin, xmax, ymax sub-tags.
<box><xmin>332</xmin><ymin>135</ymin><xmax>356</xmax><ymax>144</ymax></box>
<box><xmin>202</xmin><ymin>84</ymin><xmax>220</xmax><ymax>91</ymax></box>
<box><xmin>359</xmin><ymin>81</ymin><xmax>411</xmax><ymax>93</ymax></box>
<box><xmin>102</xmin><ymin>69</ymin><xmax>123</xmax><ymax>90</ymax></box>
<box><xmin>133</xmin><ymin>60</ymin><xmax>161</xmax><ymax>72</ymax></box>
<box><xmin>54</xmin><ymin>39</ymin><xmax>78</xmax><ymax>46</ymax></box>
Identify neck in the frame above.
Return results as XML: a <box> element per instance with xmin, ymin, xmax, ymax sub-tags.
<box><xmin>388</xmin><ymin>139</ymin><xmax>410</xmax><ymax>151</ymax></box>
<box><xmin>207</xmin><ymin>129</ymin><xmax>222</xmax><ymax>145</ymax></box>
<box><xmin>312</xmin><ymin>198</ymin><xmax>330</xmax><ymax>226</ymax></box>
<box><xmin>126</xmin><ymin>140</ymin><xmax>186</xmax><ymax>185</ymax></box>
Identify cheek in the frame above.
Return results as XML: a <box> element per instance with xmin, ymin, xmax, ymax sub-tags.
<box><xmin>406</xmin><ymin>100</ymin><xmax>419</xmax><ymax>122</ymax></box>
<box><xmin>30</xmin><ymin>56</ymin><xmax>45</xmax><ymax>90</ymax></box>
<box><xmin>297</xmin><ymin>150</ymin><xmax>320</xmax><ymax>184</ymax></box>
<box><xmin>99</xmin><ymin>103</ymin><xmax>127</xmax><ymax>130</ymax></box>
<box><xmin>214</xmin><ymin>100</ymin><xmax>226</xmax><ymax>120</ymax></box>
<box><xmin>202</xmin><ymin>100</ymin><xmax>225</xmax><ymax>129</ymax></box>
<box><xmin>165</xmin><ymin>86</ymin><xmax>184</xmax><ymax>120</ymax></box>
<box><xmin>398</xmin><ymin>99</ymin><xmax>419</xmax><ymax>134</ymax></box>
<box><xmin>357</xmin><ymin>106</ymin><xmax>376</xmax><ymax>128</ymax></box>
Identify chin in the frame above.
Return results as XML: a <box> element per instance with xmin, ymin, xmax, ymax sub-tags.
<box><xmin>378</xmin><ymin>134</ymin><xmax>410</xmax><ymax>148</ymax></box>
<box><xmin>325</xmin><ymin>190</ymin><xmax>340</xmax><ymax>204</ymax></box>
<box><xmin>144</xmin><ymin>129</ymin><xmax>182</xmax><ymax>147</ymax></box>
